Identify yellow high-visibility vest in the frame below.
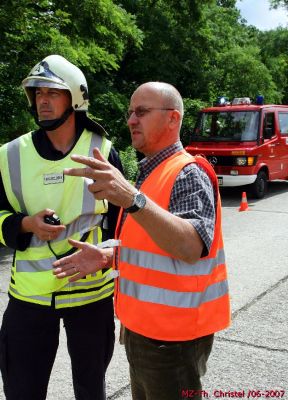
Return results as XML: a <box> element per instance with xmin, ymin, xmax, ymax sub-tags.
<box><xmin>0</xmin><ymin>129</ymin><xmax>114</xmax><ymax>308</ymax></box>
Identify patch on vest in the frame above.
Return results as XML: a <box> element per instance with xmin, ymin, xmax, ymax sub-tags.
<box><xmin>43</xmin><ymin>173</ymin><xmax>64</xmax><ymax>185</ymax></box>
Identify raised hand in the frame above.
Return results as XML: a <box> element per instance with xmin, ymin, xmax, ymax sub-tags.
<box><xmin>64</xmin><ymin>147</ymin><xmax>136</xmax><ymax>208</ymax></box>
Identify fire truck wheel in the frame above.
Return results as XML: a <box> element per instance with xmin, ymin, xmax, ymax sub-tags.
<box><xmin>250</xmin><ymin>170</ymin><xmax>268</xmax><ymax>199</ymax></box>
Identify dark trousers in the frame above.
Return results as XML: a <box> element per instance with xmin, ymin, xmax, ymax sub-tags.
<box><xmin>124</xmin><ymin>328</ymin><xmax>214</xmax><ymax>400</ymax></box>
<box><xmin>0</xmin><ymin>297</ymin><xmax>115</xmax><ymax>400</ymax></box>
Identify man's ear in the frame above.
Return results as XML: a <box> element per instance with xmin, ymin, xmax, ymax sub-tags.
<box><xmin>169</xmin><ymin>110</ymin><xmax>181</xmax><ymax>125</ymax></box>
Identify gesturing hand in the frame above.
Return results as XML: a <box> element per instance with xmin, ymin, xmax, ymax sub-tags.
<box><xmin>53</xmin><ymin>238</ymin><xmax>113</xmax><ymax>282</ymax></box>
<box><xmin>64</xmin><ymin>148</ymin><xmax>136</xmax><ymax>208</ymax></box>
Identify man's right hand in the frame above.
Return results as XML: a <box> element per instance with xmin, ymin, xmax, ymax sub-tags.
<box><xmin>21</xmin><ymin>209</ymin><xmax>66</xmax><ymax>241</ymax></box>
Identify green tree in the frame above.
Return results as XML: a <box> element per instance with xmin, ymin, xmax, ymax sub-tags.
<box><xmin>258</xmin><ymin>28</ymin><xmax>288</xmax><ymax>104</ymax></box>
<box><xmin>1</xmin><ymin>0</ymin><xmax>287</xmax><ymax>152</ymax></box>
<box><xmin>0</xmin><ymin>0</ymin><xmax>142</xmax><ymax>144</ymax></box>
<box><xmin>270</xmin><ymin>0</ymin><xmax>288</xmax><ymax>9</ymax></box>
<box><xmin>214</xmin><ymin>45</ymin><xmax>280</xmax><ymax>103</ymax></box>
<box><xmin>115</xmin><ymin>0</ymin><xmax>215</xmax><ymax>98</ymax></box>
<box><xmin>181</xmin><ymin>98</ymin><xmax>207</xmax><ymax>146</ymax></box>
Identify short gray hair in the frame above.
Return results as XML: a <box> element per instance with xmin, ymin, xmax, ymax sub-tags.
<box><xmin>143</xmin><ymin>82</ymin><xmax>184</xmax><ymax>120</ymax></box>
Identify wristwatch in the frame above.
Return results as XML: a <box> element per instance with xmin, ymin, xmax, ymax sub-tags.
<box><xmin>125</xmin><ymin>191</ymin><xmax>146</xmax><ymax>213</ymax></box>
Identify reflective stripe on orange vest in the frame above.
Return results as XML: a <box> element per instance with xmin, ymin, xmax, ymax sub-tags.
<box><xmin>120</xmin><ymin>278</ymin><xmax>229</xmax><ymax>308</ymax></box>
<box><xmin>120</xmin><ymin>247</ymin><xmax>225</xmax><ymax>276</ymax></box>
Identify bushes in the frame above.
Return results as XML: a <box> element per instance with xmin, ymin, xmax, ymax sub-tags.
<box><xmin>119</xmin><ymin>145</ymin><xmax>138</xmax><ymax>182</ymax></box>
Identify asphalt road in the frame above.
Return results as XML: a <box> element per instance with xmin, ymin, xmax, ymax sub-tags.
<box><xmin>0</xmin><ymin>181</ymin><xmax>287</xmax><ymax>399</ymax></box>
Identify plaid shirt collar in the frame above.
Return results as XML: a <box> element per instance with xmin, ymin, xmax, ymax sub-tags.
<box><xmin>136</xmin><ymin>141</ymin><xmax>183</xmax><ymax>187</ymax></box>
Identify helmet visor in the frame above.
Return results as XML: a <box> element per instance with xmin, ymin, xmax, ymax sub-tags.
<box><xmin>22</xmin><ymin>78</ymin><xmax>67</xmax><ymax>90</ymax></box>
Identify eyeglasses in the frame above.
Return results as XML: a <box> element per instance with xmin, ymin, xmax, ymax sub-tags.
<box><xmin>126</xmin><ymin>106</ymin><xmax>175</xmax><ymax>120</ymax></box>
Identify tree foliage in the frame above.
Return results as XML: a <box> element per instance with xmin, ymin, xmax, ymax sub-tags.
<box><xmin>0</xmin><ymin>0</ymin><xmax>142</xmax><ymax>143</ymax></box>
<box><xmin>270</xmin><ymin>0</ymin><xmax>288</xmax><ymax>9</ymax></box>
<box><xmin>258</xmin><ymin>27</ymin><xmax>288</xmax><ymax>104</ymax></box>
<box><xmin>0</xmin><ymin>0</ymin><xmax>287</xmax><ymax>151</ymax></box>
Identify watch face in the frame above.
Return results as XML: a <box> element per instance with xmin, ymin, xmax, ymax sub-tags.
<box><xmin>126</xmin><ymin>191</ymin><xmax>146</xmax><ymax>213</ymax></box>
<box><xmin>135</xmin><ymin>192</ymin><xmax>146</xmax><ymax>209</ymax></box>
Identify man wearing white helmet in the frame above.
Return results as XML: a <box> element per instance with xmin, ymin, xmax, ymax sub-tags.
<box><xmin>0</xmin><ymin>55</ymin><xmax>123</xmax><ymax>399</ymax></box>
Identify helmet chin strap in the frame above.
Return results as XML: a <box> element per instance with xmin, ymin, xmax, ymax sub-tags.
<box><xmin>31</xmin><ymin>107</ymin><xmax>74</xmax><ymax>131</ymax></box>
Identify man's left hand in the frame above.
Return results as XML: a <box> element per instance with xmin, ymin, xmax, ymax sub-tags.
<box><xmin>53</xmin><ymin>238</ymin><xmax>111</xmax><ymax>282</ymax></box>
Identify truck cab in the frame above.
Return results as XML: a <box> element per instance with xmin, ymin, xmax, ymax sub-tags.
<box><xmin>185</xmin><ymin>97</ymin><xmax>288</xmax><ymax>198</ymax></box>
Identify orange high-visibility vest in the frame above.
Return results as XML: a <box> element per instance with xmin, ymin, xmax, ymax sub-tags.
<box><xmin>115</xmin><ymin>150</ymin><xmax>230</xmax><ymax>341</ymax></box>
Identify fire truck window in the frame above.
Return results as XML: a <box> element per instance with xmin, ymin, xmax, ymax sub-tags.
<box><xmin>196</xmin><ymin>111</ymin><xmax>258</xmax><ymax>141</ymax></box>
<box><xmin>279</xmin><ymin>112</ymin><xmax>288</xmax><ymax>135</ymax></box>
<box><xmin>263</xmin><ymin>113</ymin><xmax>275</xmax><ymax>138</ymax></box>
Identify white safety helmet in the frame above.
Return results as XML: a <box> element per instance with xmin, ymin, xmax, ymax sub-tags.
<box><xmin>22</xmin><ymin>54</ymin><xmax>89</xmax><ymax>111</ymax></box>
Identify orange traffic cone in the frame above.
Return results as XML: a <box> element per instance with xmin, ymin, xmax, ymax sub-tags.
<box><xmin>239</xmin><ymin>191</ymin><xmax>249</xmax><ymax>212</ymax></box>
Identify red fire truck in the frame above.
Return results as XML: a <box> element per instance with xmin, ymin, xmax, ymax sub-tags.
<box><xmin>186</xmin><ymin>97</ymin><xmax>288</xmax><ymax>198</ymax></box>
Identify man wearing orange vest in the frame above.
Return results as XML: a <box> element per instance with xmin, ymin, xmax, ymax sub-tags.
<box><xmin>54</xmin><ymin>82</ymin><xmax>231</xmax><ymax>400</ymax></box>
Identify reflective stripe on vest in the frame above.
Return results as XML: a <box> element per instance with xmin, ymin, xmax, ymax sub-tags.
<box><xmin>7</xmin><ymin>139</ymin><xmax>27</xmax><ymax>213</ymax></box>
<box><xmin>9</xmin><ymin>279</ymin><xmax>114</xmax><ymax>308</ymax></box>
<box><xmin>0</xmin><ymin>211</ymin><xmax>12</xmax><ymax>245</ymax></box>
<box><xmin>120</xmin><ymin>277</ymin><xmax>229</xmax><ymax>308</ymax></box>
<box><xmin>55</xmin><ymin>282</ymin><xmax>114</xmax><ymax>308</ymax></box>
<box><xmin>29</xmin><ymin>213</ymin><xmax>103</xmax><ymax>249</ymax></box>
<box><xmin>0</xmin><ymin>211</ymin><xmax>12</xmax><ymax>218</ymax></box>
<box><xmin>9</xmin><ymin>286</ymin><xmax>51</xmax><ymax>305</ymax></box>
<box><xmin>15</xmin><ymin>214</ymin><xmax>103</xmax><ymax>274</ymax></box>
<box><xmin>120</xmin><ymin>247</ymin><xmax>225</xmax><ymax>276</ymax></box>
<box><xmin>82</xmin><ymin>133</ymin><xmax>104</xmax><ymax>214</ymax></box>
